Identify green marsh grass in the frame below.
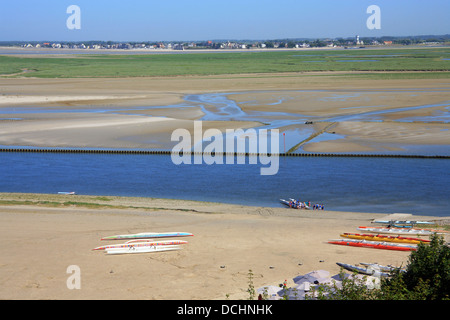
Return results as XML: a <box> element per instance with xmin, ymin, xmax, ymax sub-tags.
<box><xmin>0</xmin><ymin>47</ymin><xmax>449</xmax><ymax>78</ymax></box>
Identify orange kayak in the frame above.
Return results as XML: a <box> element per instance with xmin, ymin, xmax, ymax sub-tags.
<box><xmin>341</xmin><ymin>233</ymin><xmax>430</xmax><ymax>245</ymax></box>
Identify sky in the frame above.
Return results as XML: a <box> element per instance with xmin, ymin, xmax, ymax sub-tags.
<box><xmin>0</xmin><ymin>0</ymin><xmax>449</xmax><ymax>41</ymax></box>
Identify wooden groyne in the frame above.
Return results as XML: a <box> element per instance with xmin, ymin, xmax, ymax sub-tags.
<box><xmin>0</xmin><ymin>148</ymin><xmax>448</xmax><ymax>159</ymax></box>
<box><xmin>287</xmin><ymin>122</ymin><xmax>337</xmax><ymax>154</ymax></box>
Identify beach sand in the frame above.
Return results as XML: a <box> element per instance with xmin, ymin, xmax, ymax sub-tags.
<box><xmin>0</xmin><ymin>75</ymin><xmax>449</xmax><ymax>152</ymax></box>
<box><xmin>0</xmin><ymin>193</ymin><xmax>447</xmax><ymax>300</ymax></box>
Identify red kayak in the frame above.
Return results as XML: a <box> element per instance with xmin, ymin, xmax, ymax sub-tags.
<box><xmin>328</xmin><ymin>239</ymin><xmax>417</xmax><ymax>251</ymax></box>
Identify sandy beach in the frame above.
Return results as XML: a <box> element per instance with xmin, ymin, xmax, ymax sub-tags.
<box><xmin>0</xmin><ymin>192</ymin><xmax>447</xmax><ymax>300</ymax></box>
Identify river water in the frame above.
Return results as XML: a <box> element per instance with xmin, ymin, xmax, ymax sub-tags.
<box><xmin>1</xmin><ymin>152</ymin><xmax>449</xmax><ymax>217</ymax></box>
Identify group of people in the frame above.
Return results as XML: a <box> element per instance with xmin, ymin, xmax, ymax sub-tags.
<box><xmin>312</xmin><ymin>203</ymin><xmax>325</xmax><ymax>210</ymax></box>
<box><xmin>288</xmin><ymin>199</ymin><xmax>325</xmax><ymax>210</ymax></box>
<box><xmin>288</xmin><ymin>200</ymin><xmax>309</xmax><ymax>209</ymax></box>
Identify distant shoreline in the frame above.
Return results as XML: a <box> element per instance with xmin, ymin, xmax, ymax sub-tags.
<box><xmin>1</xmin><ymin>191</ymin><xmax>447</xmax><ymax>220</ymax></box>
<box><xmin>1</xmin><ymin>44</ymin><xmax>448</xmax><ymax>56</ymax></box>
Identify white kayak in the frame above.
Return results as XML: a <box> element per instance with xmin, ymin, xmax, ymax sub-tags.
<box><xmin>357</xmin><ymin>226</ymin><xmax>445</xmax><ymax>235</ymax></box>
<box><xmin>101</xmin><ymin>232</ymin><xmax>193</xmax><ymax>240</ymax></box>
<box><xmin>92</xmin><ymin>239</ymin><xmax>188</xmax><ymax>251</ymax></box>
<box><xmin>58</xmin><ymin>191</ymin><xmax>76</xmax><ymax>195</ymax></box>
<box><xmin>105</xmin><ymin>245</ymin><xmax>181</xmax><ymax>255</ymax></box>
<box><xmin>372</xmin><ymin>220</ymin><xmax>433</xmax><ymax>225</ymax></box>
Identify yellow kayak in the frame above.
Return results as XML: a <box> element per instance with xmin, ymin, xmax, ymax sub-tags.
<box><xmin>341</xmin><ymin>233</ymin><xmax>431</xmax><ymax>245</ymax></box>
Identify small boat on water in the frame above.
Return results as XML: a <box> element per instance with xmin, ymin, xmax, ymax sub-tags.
<box><xmin>58</xmin><ymin>191</ymin><xmax>76</xmax><ymax>195</ymax></box>
<box><xmin>105</xmin><ymin>245</ymin><xmax>181</xmax><ymax>255</ymax></box>
<box><xmin>328</xmin><ymin>239</ymin><xmax>417</xmax><ymax>251</ymax></box>
<box><xmin>341</xmin><ymin>232</ymin><xmax>430</xmax><ymax>244</ymax></box>
<box><xmin>357</xmin><ymin>226</ymin><xmax>446</xmax><ymax>236</ymax></box>
<box><xmin>336</xmin><ymin>262</ymin><xmax>391</xmax><ymax>277</ymax></box>
<box><xmin>101</xmin><ymin>232</ymin><xmax>193</xmax><ymax>240</ymax></box>
<box><xmin>92</xmin><ymin>239</ymin><xmax>189</xmax><ymax>251</ymax></box>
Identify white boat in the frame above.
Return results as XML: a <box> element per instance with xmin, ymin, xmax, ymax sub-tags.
<box><xmin>357</xmin><ymin>226</ymin><xmax>444</xmax><ymax>235</ymax></box>
<box><xmin>105</xmin><ymin>245</ymin><xmax>181</xmax><ymax>255</ymax></box>
<box><xmin>360</xmin><ymin>262</ymin><xmax>405</xmax><ymax>273</ymax></box>
<box><xmin>279</xmin><ymin>198</ymin><xmax>311</xmax><ymax>209</ymax></box>
<box><xmin>372</xmin><ymin>220</ymin><xmax>433</xmax><ymax>225</ymax></box>
<box><xmin>289</xmin><ymin>198</ymin><xmax>311</xmax><ymax>209</ymax></box>
<box><xmin>58</xmin><ymin>191</ymin><xmax>76</xmax><ymax>195</ymax></box>
<box><xmin>336</xmin><ymin>262</ymin><xmax>391</xmax><ymax>277</ymax></box>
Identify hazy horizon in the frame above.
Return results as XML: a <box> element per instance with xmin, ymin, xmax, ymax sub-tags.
<box><xmin>2</xmin><ymin>33</ymin><xmax>450</xmax><ymax>44</ymax></box>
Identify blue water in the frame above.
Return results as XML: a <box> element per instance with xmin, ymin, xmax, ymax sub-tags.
<box><xmin>336</xmin><ymin>59</ymin><xmax>378</xmax><ymax>62</ymax></box>
<box><xmin>1</xmin><ymin>152</ymin><xmax>449</xmax><ymax>217</ymax></box>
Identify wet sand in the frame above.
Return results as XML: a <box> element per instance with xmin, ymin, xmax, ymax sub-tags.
<box><xmin>0</xmin><ymin>192</ymin><xmax>447</xmax><ymax>300</ymax></box>
<box><xmin>0</xmin><ymin>75</ymin><xmax>449</xmax><ymax>152</ymax></box>
<box><xmin>226</xmin><ymin>85</ymin><xmax>450</xmax><ymax>153</ymax></box>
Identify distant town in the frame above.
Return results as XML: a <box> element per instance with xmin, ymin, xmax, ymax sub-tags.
<box><xmin>1</xmin><ymin>34</ymin><xmax>449</xmax><ymax>51</ymax></box>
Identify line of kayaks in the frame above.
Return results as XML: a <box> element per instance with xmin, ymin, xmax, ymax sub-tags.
<box><xmin>94</xmin><ymin>231</ymin><xmax>193</xmax><ymax>255</ymax></box>
<box><xmin>328</xmin><ymin>218</ymin><xmax>445</xmax><ymax>252</ymax></box>
<box><xmin>332</xmin><ymin>218</ymin><xmax>443</xmax><ymax>278</ymax></box>
<box><xmin>329</xmin><ymin>218</ymin><xmax>449</xmax><ymax>251</ymax></box>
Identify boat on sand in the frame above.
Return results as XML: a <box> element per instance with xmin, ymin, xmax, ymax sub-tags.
<box><xmin>336</xmin><ymin>262</ymin><xmax>391</xmax><ymax>277</ymax></box>
<box><xmin>372</xmin><ymin>220</ymin><xmax>433</xmax><ymax>226</ymax></box>
<box><xmin>341</xmin><ymin>232</ymin><xmax>430</xmax><ymax>244</ymax></box>
<box><xmin>58</xmin><ymin>191</ymin><xmax>76</xmax><ymax>195</ymax></box>
<box><xmin>279</xmin><ymin>199</ymin><xmax>311</xmax><ymax>209</ymax></box>
<box><xmin>101</xmin><ymin>232</ymin><xmax>193</xmax><ymax>240</ymax></box>
<box><xmin>328</xmin><ymin>239</ymin><xmax>417</xmax><ymax>251</ymax></box>
<box><xmin>92</xmin><ymin>239</ymin><xmax>189</xmax><ymax>251</ymax></box>
<box><xmin>105</xmin><ymin>245</ymin><xmax>181</xmax><ymax>255</ymax></box>
<box><xmin>357</xmin><ymin>226</ymin><xmax>446</xmax><ymax>236</ymax></box>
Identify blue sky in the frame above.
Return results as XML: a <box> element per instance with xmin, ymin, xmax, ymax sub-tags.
<box><xmin>0</xmin><ymin>0</ymin><xmax>449</xmax><ymax>41</ymax></box>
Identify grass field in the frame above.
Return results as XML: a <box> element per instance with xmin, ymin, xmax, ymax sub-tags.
<box><xmin>0</xmin><ymin>47</ymin><xmax>449</xmax><ymax>78</ymax></box>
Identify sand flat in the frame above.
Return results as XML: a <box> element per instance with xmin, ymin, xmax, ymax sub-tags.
<box><xmin>228</xmin><ymin>89</ymin><xmax>450</xmax><ymax>117</ymax></box>
<box><xmin>0</xmin><ymin>75</ymin><xmax>449</xmax><ymax>153</ymax></box>
<box><xmin>301</xmin><ymin>121</ymin><xmax>450</xmax><ymax>153</ymax></box>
